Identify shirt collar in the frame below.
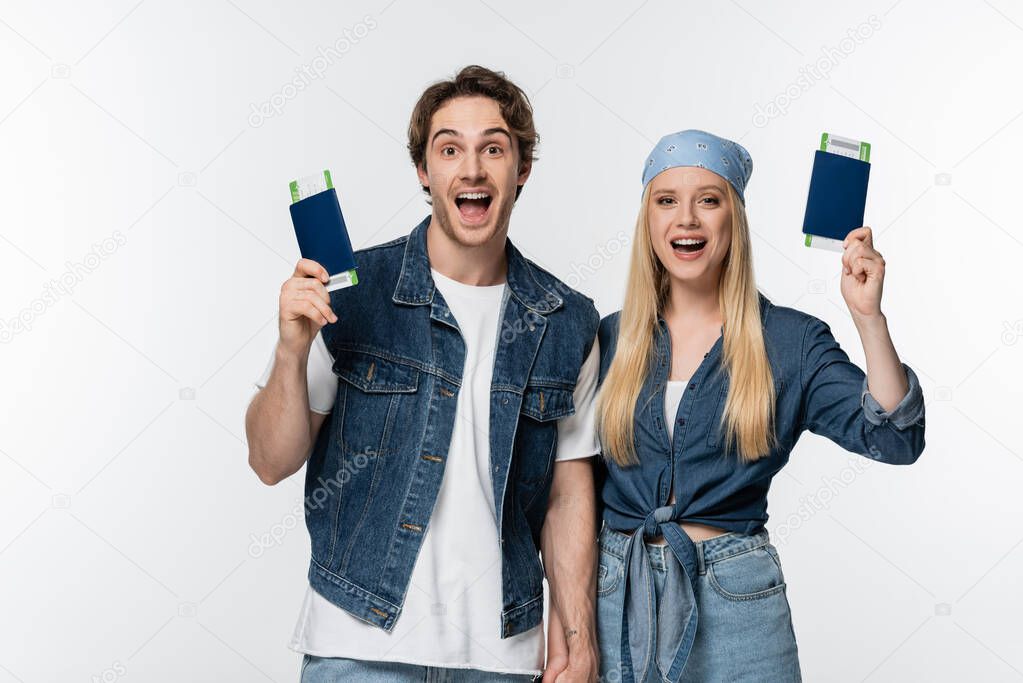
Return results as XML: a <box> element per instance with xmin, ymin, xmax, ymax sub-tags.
<box><xmin>392</xmin><ymin>216</ymin><xmax>564</xmax><ymax>314</ymax></box>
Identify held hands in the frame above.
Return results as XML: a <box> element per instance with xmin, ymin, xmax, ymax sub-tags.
<box><xmin>840</xmin><ymin>227</ymin><xmax>885</xmax><ymax>321</ymax></box>
<box><xmin>543</xmin><ymin>606</ymin><xmax>599</xmax><ymax>683</ymax></box>
<box><xmin>279</xmin><ymin>258</ymin><xmax>338</xmax><ymax>355</ymax></box>
<box><xmin>543</xmin><ymin>606</ymin><xmax>570</xmax><ymax>682</ymax></box>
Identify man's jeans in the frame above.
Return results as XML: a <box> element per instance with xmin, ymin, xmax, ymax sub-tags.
<box><xmin>300</xmin><ymin>654</ymin><xmax>538</xmax><ymax>682</ymax></box>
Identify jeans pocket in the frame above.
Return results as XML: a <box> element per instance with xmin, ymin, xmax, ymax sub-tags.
<box><xmin>708</xmin><ymin>544</ymin><xmax>787</xmax><ymax>601</ymax></box>
<box><xmin>597</xmin><ymin>551</ymin><xmax>621</xmax><ymax>596</ymax></box>
<box><xmin>596</xmin><ymin>551</ymin><xmax>625</xmax><ymax>683</ymax></box>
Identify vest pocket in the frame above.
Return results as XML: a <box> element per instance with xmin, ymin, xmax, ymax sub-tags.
<box><xmin>514</xmin><ymin>385</ymin><xmax>575</xmax><ymax>509</ymax></box>
<box><xmin>520</xmin><ymin>385</ymin><xmax>575</xmax><ymax>422</ymax></box>
<box><xmin>333</xmin><ymin>350</ymin><xmax>420</xmax><ymax>457</ymax></box>
<box><xmin>333</xmin><ymin>350</ymin><xmax>419</xmax><ymax>394</ymax></box>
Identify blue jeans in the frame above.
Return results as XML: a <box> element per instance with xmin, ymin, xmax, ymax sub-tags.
<box><xmin>596</xmin><ymin>525</ymin><xmax>801</xmax><ymax>682</ymax></box>
<box><xmin>300</xmin><ymin>655</ymin><xmax>539</xmax><ymax>682</ymax></box>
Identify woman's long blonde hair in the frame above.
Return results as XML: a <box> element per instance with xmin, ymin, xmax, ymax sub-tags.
<box><xmin>597</xmin><ymin>182</ymin><xmax>777</xmax><ymax>466</ymax></box>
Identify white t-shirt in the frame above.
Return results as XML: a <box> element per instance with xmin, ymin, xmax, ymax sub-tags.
<box><xmin>664</xmin><ymin>379</ymin><xmax>689</xmax><ymax>442</ymax></box>
<box><xmin>254</xmin><ymin>269</ymin><xmax>600</xmax><ymax>675</ymax></box>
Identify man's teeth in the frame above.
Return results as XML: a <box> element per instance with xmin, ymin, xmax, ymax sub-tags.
<box><xmin>457</xmin><ymin>192</ymin><xmax>490</xmax><ymax>200</ymax></box>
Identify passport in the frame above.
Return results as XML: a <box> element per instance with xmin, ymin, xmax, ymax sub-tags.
<box><xmin>288</xmin><ymin>170</ymin><xmax>358</xmax><ymax>291</ymax></box>
<box><xmin>802</xmin><ymin>134</ymin><xmax>871</xmax><ymax>252</ymax></box>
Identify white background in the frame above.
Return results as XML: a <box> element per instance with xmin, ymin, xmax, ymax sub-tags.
<box><xmin>2</xmin><ymin>1</ymin><xmax>1021</xmax><ymax>681</ymax></box>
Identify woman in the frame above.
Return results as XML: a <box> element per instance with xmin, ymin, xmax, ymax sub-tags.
<box><xmin>586</xmin><ymin>130</ymin><xmax>925</xmax><ymax>683</ymax></box>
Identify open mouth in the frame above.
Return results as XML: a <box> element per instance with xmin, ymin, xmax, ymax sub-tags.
<box><xmin>671</xmin><ymin>237</ymin><xmax>707</xmax><ymax>255</ymax></box>
<box><xmin>454</xmin><ymin>191</ymin><xmax>493</xmax><ymax>223</ymax></box>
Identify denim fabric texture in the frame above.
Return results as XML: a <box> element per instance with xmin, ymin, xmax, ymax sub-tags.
<box><xmin>300</xmin><ymin>654</ymin><xmax>538</xmax><ymax>682</ymax></box>
<box><xmin>304</xmin><ymin>217</ymin><xmax>599</xmax><ymax>639</ymax></box>
<box><xmin>594</xmin><ymin>292</ymin><xmax>925</xmax><ymax>681</ymax></box>
<box><xmin>596</xmin><ymin>525</ymin><xmax>801</xmax><ymax>683</ymax></box>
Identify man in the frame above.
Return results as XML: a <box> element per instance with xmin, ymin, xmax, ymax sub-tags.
<box><xmin>246</xmin><ymin>65</ymin><xmax>599</xmax><ymax>682</ymax></box>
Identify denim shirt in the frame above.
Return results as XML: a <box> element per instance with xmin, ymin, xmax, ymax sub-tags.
<box><xmin>595</xmin><ymin>292</ymin><xmax>926</xmax><ymax>682</ymax></box>
<box><xmin>306</xmin><ymin>217</ymin><xmax>599</xmax><ymax>639</ymax></box>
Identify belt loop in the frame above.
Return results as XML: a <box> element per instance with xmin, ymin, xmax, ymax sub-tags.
<box><xmin>696</xmin><ymin>539</ymin><xmax>707</xmax><ymax>575</ymax></box>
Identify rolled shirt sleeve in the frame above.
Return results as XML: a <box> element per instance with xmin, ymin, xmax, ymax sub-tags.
<box><xmin>799</xmin><ymin>317</ymin><xmax>926</xmax><ymax>464</ymax></box>
<box><xmin>253</xmin><ymin>332</ymin><xmax>337</xmax><ymax>415</ymax></box>
<box><xmin>860</xmin><ymin>361</ymin><xmax>925</xmax><ymax>430</ymax></box>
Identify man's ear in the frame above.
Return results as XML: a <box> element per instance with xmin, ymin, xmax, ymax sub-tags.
<box><xmin>516</xmin><ymin>158</ymin><xmax>532</xmax><ymax>187</ymax></box>
<box><xmin>513</xmin><ymin>159</ymin><xmax>532</xmax><ymax>200</ymax></box>
<box><xmin>416</xmin><ymin>161</ymin><xmax>429</xmax><ymax>193</ymax></box>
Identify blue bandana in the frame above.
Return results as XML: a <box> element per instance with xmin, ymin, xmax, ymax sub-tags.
<box><xmin>642</xmin><ymin>129</ymin><xmax>753</xmax><ymax>204</ymax></box>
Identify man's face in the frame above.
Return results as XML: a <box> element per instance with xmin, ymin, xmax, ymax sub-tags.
<box><xmin>417</xmin><ymin>96</ymin><xmax>530</xmax><ymax>248</ymax></box>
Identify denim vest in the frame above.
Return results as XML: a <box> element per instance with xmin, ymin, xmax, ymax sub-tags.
<box><xmin>595</xmin><ymin>292</ymin><xmax>926</xmax><ymax>682</ymax></box>
<box><xmin>305</xmin><ymin>217</ymin><xmax>599</xmax><ymax>639</ymax></box>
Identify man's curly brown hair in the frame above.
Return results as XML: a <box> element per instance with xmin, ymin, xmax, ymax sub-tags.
<box><xmin>408</xmin><ymin>65</ymin><xmax>538</xmax><ymax>200</ymax></box>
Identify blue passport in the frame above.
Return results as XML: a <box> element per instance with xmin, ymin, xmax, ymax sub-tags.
<box><xmin>289</xmin><ymin>184</ymin><xmax>358</xmax><ymax>291</ymax></box>
<box><xmin>802</xmin><ymin>149</ymin><xmax>870</xmax><ymax>251</ymax></box>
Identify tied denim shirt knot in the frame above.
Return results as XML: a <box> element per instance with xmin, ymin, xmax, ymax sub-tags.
<box><xmin>622</xmin><ymin>505</ymin><xmax>700</xmax><ymax>683</ymax></box>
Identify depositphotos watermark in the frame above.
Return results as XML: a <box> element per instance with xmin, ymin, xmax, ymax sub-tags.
<box><xmin>248</xmin><ymin>448</ymin><xmax>376</xmax><ymax>558</ymax></box>
<box><xmin>1</xmin><ymin>230</ymin><xmax>127</xmax><ymax>343</ymax></box>
<box><xmin>248</xmin><ymin>15</ymin><xmax>378</xmax><ymax>128</ymax></box>
<box><xmin>91</xmin><ymin>660</ymin><xmax>127</xmax><ymax>683</ymax></box>
<box><xmin>773</xmin><ymin>456</ymin><xmax>874</xmax><ymax>545</ymax></box>
<box><xmin>752</xmin><ymin>15</ymin><xmax>882</xmax><ymax>128</ymax></box>
<box><xmin>500</xmin><ymin>230</ymin><xmax>632</xmax><ymax>344</ymax></box>
<box><xmin>1001</xmin><ymin>319</ymin><xmax>1023</xmax><ymax>345</ymax></box>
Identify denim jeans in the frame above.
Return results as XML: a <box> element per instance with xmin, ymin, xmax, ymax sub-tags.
<box><xmin>300</xmin><ymin>655</ymin><xmax>539</xmax><ymax>682</ymax></box>
<box><xmin>596</xmin><ymin>525</ymin><xmax>801</xmax><ymax>682</ymax></box>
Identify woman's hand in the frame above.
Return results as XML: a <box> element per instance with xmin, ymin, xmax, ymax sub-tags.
<box><xmin>840</xmin><ymin>226</ymin><xmax>885</xmax><ymax>321</ymax></box>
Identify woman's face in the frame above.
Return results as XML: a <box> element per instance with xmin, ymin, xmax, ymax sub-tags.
<box><xmin>647</xmin><ymin>166</ymin><xmax>733</xmax><ymax>286</ymax></box>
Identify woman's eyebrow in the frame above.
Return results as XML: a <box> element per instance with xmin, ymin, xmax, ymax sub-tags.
<box><xmin>654</xmin><ymin>185</ymin><xmax>724</xmax><ymax>195</ymax></box>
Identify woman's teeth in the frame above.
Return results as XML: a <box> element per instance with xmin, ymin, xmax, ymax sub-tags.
<box><xmin>671</xmin><ymin>238</ymin><xmax>707</xmax><ymax>253</ymax></box>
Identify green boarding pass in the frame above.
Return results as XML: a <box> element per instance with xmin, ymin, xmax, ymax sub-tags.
<box><xmin>289</xmin><ymin>170</ymin><xmax>334</xmax><ymax>204</ymax></box>
<box><xmin>819</xmin><ymin>132</ymin><xmax>870</xmax><ymax>162</ymax></box>
<box><xmin>805</xmin><ymin>133</ymin><xmax>871</xmax><ymax>251</ymax></box>
<box><xmin>287</xmin><ymin>169</ymin><xmax>358</xmax><ymax>291</ymax></box>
